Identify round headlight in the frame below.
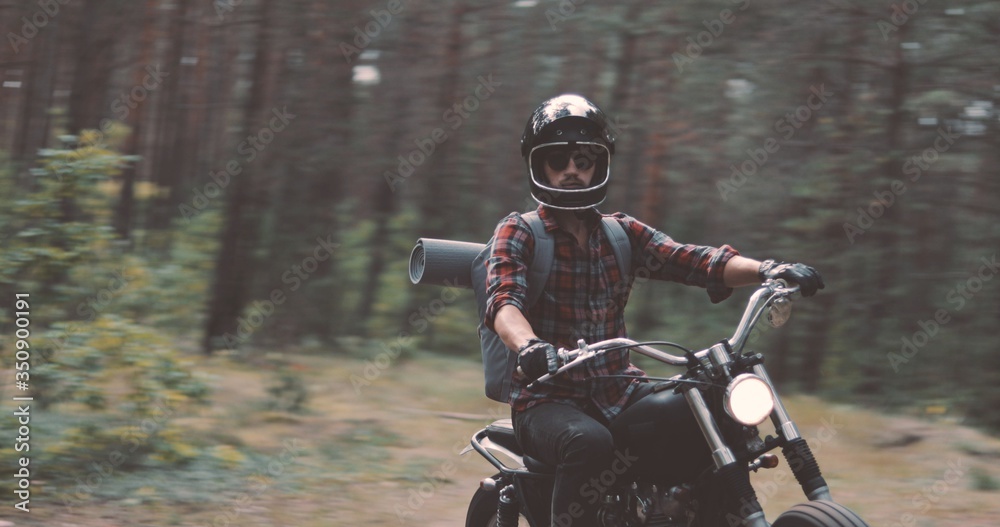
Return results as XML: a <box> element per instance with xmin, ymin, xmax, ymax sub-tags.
<box><xmin>724</xmin><ymin>374</ymin><xmax>774</xmax><ymax>426</ymax></box>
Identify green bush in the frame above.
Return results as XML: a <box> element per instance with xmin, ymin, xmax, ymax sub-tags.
<box><xmin>0</xmin><ymin>132</ymin><xmax>214</xmax><ymax>497</ymax></box>
<box><xmin>0</xmin><ymin>135</ymin><xmax>126</xmax><ymax>322</ymax></box>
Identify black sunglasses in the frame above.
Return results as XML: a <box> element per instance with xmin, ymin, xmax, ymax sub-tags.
<box><xmin>543</xmin><ymin>148</ymin><xmax>596</xmax><ymax>172</ymax></box>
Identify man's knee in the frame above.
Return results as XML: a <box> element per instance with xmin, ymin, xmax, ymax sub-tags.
<box><xmin>562</xmin><ymin>426</ymin><xmax>614</xmax><ymax>463</ymax></box>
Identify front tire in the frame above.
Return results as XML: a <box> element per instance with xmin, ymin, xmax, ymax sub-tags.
<box><xmin>771</xmin><ymin>500</ymin><xmax>870</xmax><ymax>527</ymax></box>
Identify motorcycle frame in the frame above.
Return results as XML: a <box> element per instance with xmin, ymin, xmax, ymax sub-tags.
<box><xmin>465</xmin><ymin>281</ymin><xmax>832</xmax><ymax>526</ymax></box>
<box><xmin>468</xmin><ymin>427</ymin><xmax>552</xmax><ymax>525</ymax></box>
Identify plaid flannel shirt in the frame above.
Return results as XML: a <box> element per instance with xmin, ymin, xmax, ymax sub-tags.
<box><xmin>485</xmin><ymin>205</ymin><xmax>739</xmax><ymax>421</ymax></box>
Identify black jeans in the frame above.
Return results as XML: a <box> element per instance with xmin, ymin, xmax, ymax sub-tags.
<box><xmin>512</xmin><ymin>383</ymin><xmax>710</xmax><ymax>527</ymax></box>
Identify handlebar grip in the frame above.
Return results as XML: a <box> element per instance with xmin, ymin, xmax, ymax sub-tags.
<box><xmin>769</xmin><ymin>278</ymin><xmax>800</xmax><ymax>295</ymax></box>
<box><xmin>558</xmin><ymin>348</ymin><xmax>579</xmax><ymax>362</ymax></box>
<box><xmin>546</xmin><ymin>351</ymin><xmax>560</xmax><ymax>375</ymax></box>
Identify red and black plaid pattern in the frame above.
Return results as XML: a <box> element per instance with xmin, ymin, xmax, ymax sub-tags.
<box><xmin>485</xmin><ymin>205</ymin><xmax>739</xmax><ymax>420</ymax></box>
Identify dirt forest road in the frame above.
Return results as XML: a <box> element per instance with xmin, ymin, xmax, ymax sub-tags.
<box><xmin>329</xmin><ymin>354</ymin><xmax>1000</xmax><ymax>527</ymax></box>
<box><xmin>8</xmin><ymin>351</ymin><xmax>1000</xmax><ymax>526</ymax></box>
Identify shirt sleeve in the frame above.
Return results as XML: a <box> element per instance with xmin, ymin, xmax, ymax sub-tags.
<box><xmin>484</xmin><ymin>213</ymin><xmax>535</xmax><ymax>331</ymax></box>
<box><xmin>615</xmin><ymin>213</ymin><xmax>740</xmax><ymax>304</ymax></box>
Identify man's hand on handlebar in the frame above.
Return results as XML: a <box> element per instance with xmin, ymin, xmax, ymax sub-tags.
<box><xmin>759</xmin><ymin>260</ymin><xmax>825</xmax><ymax>297</ymax></box>
<box><xmin>517</xmin><ymin>338</ymin><xmax>562</xmax><ymax>381</ymax></box>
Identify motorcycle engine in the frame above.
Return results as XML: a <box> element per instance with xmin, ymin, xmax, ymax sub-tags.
<box><xmin>599</xmin><ymin>483</ymin><xmax>692</xmax><ymax>527</ymax></box>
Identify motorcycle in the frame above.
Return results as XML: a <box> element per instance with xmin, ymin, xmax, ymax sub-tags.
<box><xmin>460</xmin><ymin>280</ymin><xmax>871</xmax><ymax>527</ymax></box>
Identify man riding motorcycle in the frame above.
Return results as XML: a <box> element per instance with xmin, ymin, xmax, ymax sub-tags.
<box><xmin>484</xmin><ymin>94</ymin><xmax>824</xmax><ymax>526</ymax></box>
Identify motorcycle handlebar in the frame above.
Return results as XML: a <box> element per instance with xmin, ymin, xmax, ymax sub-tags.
<box><xmin>726</xmin><ymin>280</ymin><xmax>799</xmax><ymax>352</ymax></box>
<box><xmin>529</xmin><ymin>280</ymin><xmax>801</xmax><ymax>385</ymax></box>
<box><xmin>532</xmin><ymin>338</ymin><xmax>697</xmax><ymax>385</ymax></box>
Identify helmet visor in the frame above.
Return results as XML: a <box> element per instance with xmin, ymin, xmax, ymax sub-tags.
<box><xmin>529</xmin><ymin>142</ymin><xmax>610</xmax><ymax>209</ymax></box>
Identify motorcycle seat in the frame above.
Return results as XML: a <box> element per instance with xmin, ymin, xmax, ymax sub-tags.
<box><xmin>486</xmin><ymin>419</ymin><xmax>555</xmax><ymax>474</ymax></box>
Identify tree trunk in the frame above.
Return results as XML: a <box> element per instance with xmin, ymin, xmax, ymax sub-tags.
<box><xmin>13</xmin><ymin>19</ymin><xmax>44</xmax><ymax>166</ymax></box>
<box><xmin>354</xmin><ymin>1</ymin><xmax>419</xmax><ymax>333</ymax></box>
<box><xmin>414</xmin><ymin>1</ymin><xmax>464</xmax><ymax>239</ymax></box>
<box><xmin>203</xmin><ymin>0</ymin><xmax>275</xmax><ymax>353</ymax></box>
<box><xmin>606</xmin><ymin>4</ymin><xmax>641</xmax><ymax>213</ymax></box>
<box><xmin>115</xmin><ymin>0</ymin><xmax>158</xmax><ymax>241</ymax></box>
<box><xmin>170</xmin><ymin>3</ymin><xmax>210</xmax><ymax>218</ymax></box>
<box><xmin>855</xmin><ymin>19</ymin><xmax>911</xmax><ymax>395</ymax></box>
<box><xmin>67</xmin><ymin>0</ymin><xmax>114</xmax><ymax>136</ymax></box>
<box><xmin>146</xmin><ymin>0</ymin><xmax>190</xmax><ymax>240</ymax></box>
<box><xmin>392</xmin><ymin>2</ymin><xmax>467</xmax><ymax>342</ymax></box>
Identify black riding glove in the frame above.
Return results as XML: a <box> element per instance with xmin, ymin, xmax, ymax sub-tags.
<box><xmin>758</xmin><ymin>259</ymin><xmax>825</xmax><ymax>297</ymax></box>
<box><xmin>516</xmin><ymin>338</ymin><xmax>561</xmax><ymax>381</ymax></box>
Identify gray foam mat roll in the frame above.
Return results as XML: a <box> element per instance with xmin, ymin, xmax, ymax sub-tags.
<box><xmin>409</xmin><ymin>238</ymin><xmax>485</xmax><ymax>289</ymax></box>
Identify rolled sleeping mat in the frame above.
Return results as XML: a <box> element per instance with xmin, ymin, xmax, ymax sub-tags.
<box><xmin>409</xmin><ymin>238</ymin><xmax>486</xmax><ymax>289</ymax></box>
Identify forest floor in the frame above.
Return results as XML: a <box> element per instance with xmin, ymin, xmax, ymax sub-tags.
<box><xmin>7</xmin><ymin>348</ymin><xmax>1000</xmax><ymax>526</ymax></box>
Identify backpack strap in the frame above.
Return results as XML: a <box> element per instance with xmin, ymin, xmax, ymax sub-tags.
<box><xmin>521</xmin><ymin>211</ymin><xmax>552</xmax><ymax>308</ymax></box>
<box><xmin>600</xmin><ymin>216</ymin><xmax>632</xmax><ymax>280</ymax></box>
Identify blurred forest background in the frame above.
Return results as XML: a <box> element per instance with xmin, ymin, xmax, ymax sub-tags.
<box><xmin>0</xmin><ymin>0</ymin><xmax>999</xmax><ymax>524</ymax></box>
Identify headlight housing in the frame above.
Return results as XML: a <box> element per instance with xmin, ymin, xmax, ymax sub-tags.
<box><xmin>724</xmin><ymin>374</ymin><xmax>775</xmax><ymax>426</ymax></box>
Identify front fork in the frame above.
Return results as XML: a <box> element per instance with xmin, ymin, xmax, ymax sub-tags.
<box><xmin>684</xmin><ymin>387</ymin><xmax>768</xmax><ymax>527</ymax></box>
<box><xmin>683</xmin><ymin>367</ymin><xmax>831</xmax><ymax>527</ymax></box>
<box><xmin>753</xmin><ymin>364</ymin><xmax>832</xmax><ymax>502</ymax></box>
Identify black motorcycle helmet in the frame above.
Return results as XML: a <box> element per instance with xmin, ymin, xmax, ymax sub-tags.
<box><xmin>521</xmin><ymin>94</ymin><xmax>616</xmax><ymax>210</ymax></box>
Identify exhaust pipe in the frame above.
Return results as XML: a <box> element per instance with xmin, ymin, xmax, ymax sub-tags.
<box><xmin>408</xmin><ymin>238</ymin><xmax>485</xmax><ymax>289</ymax></box>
